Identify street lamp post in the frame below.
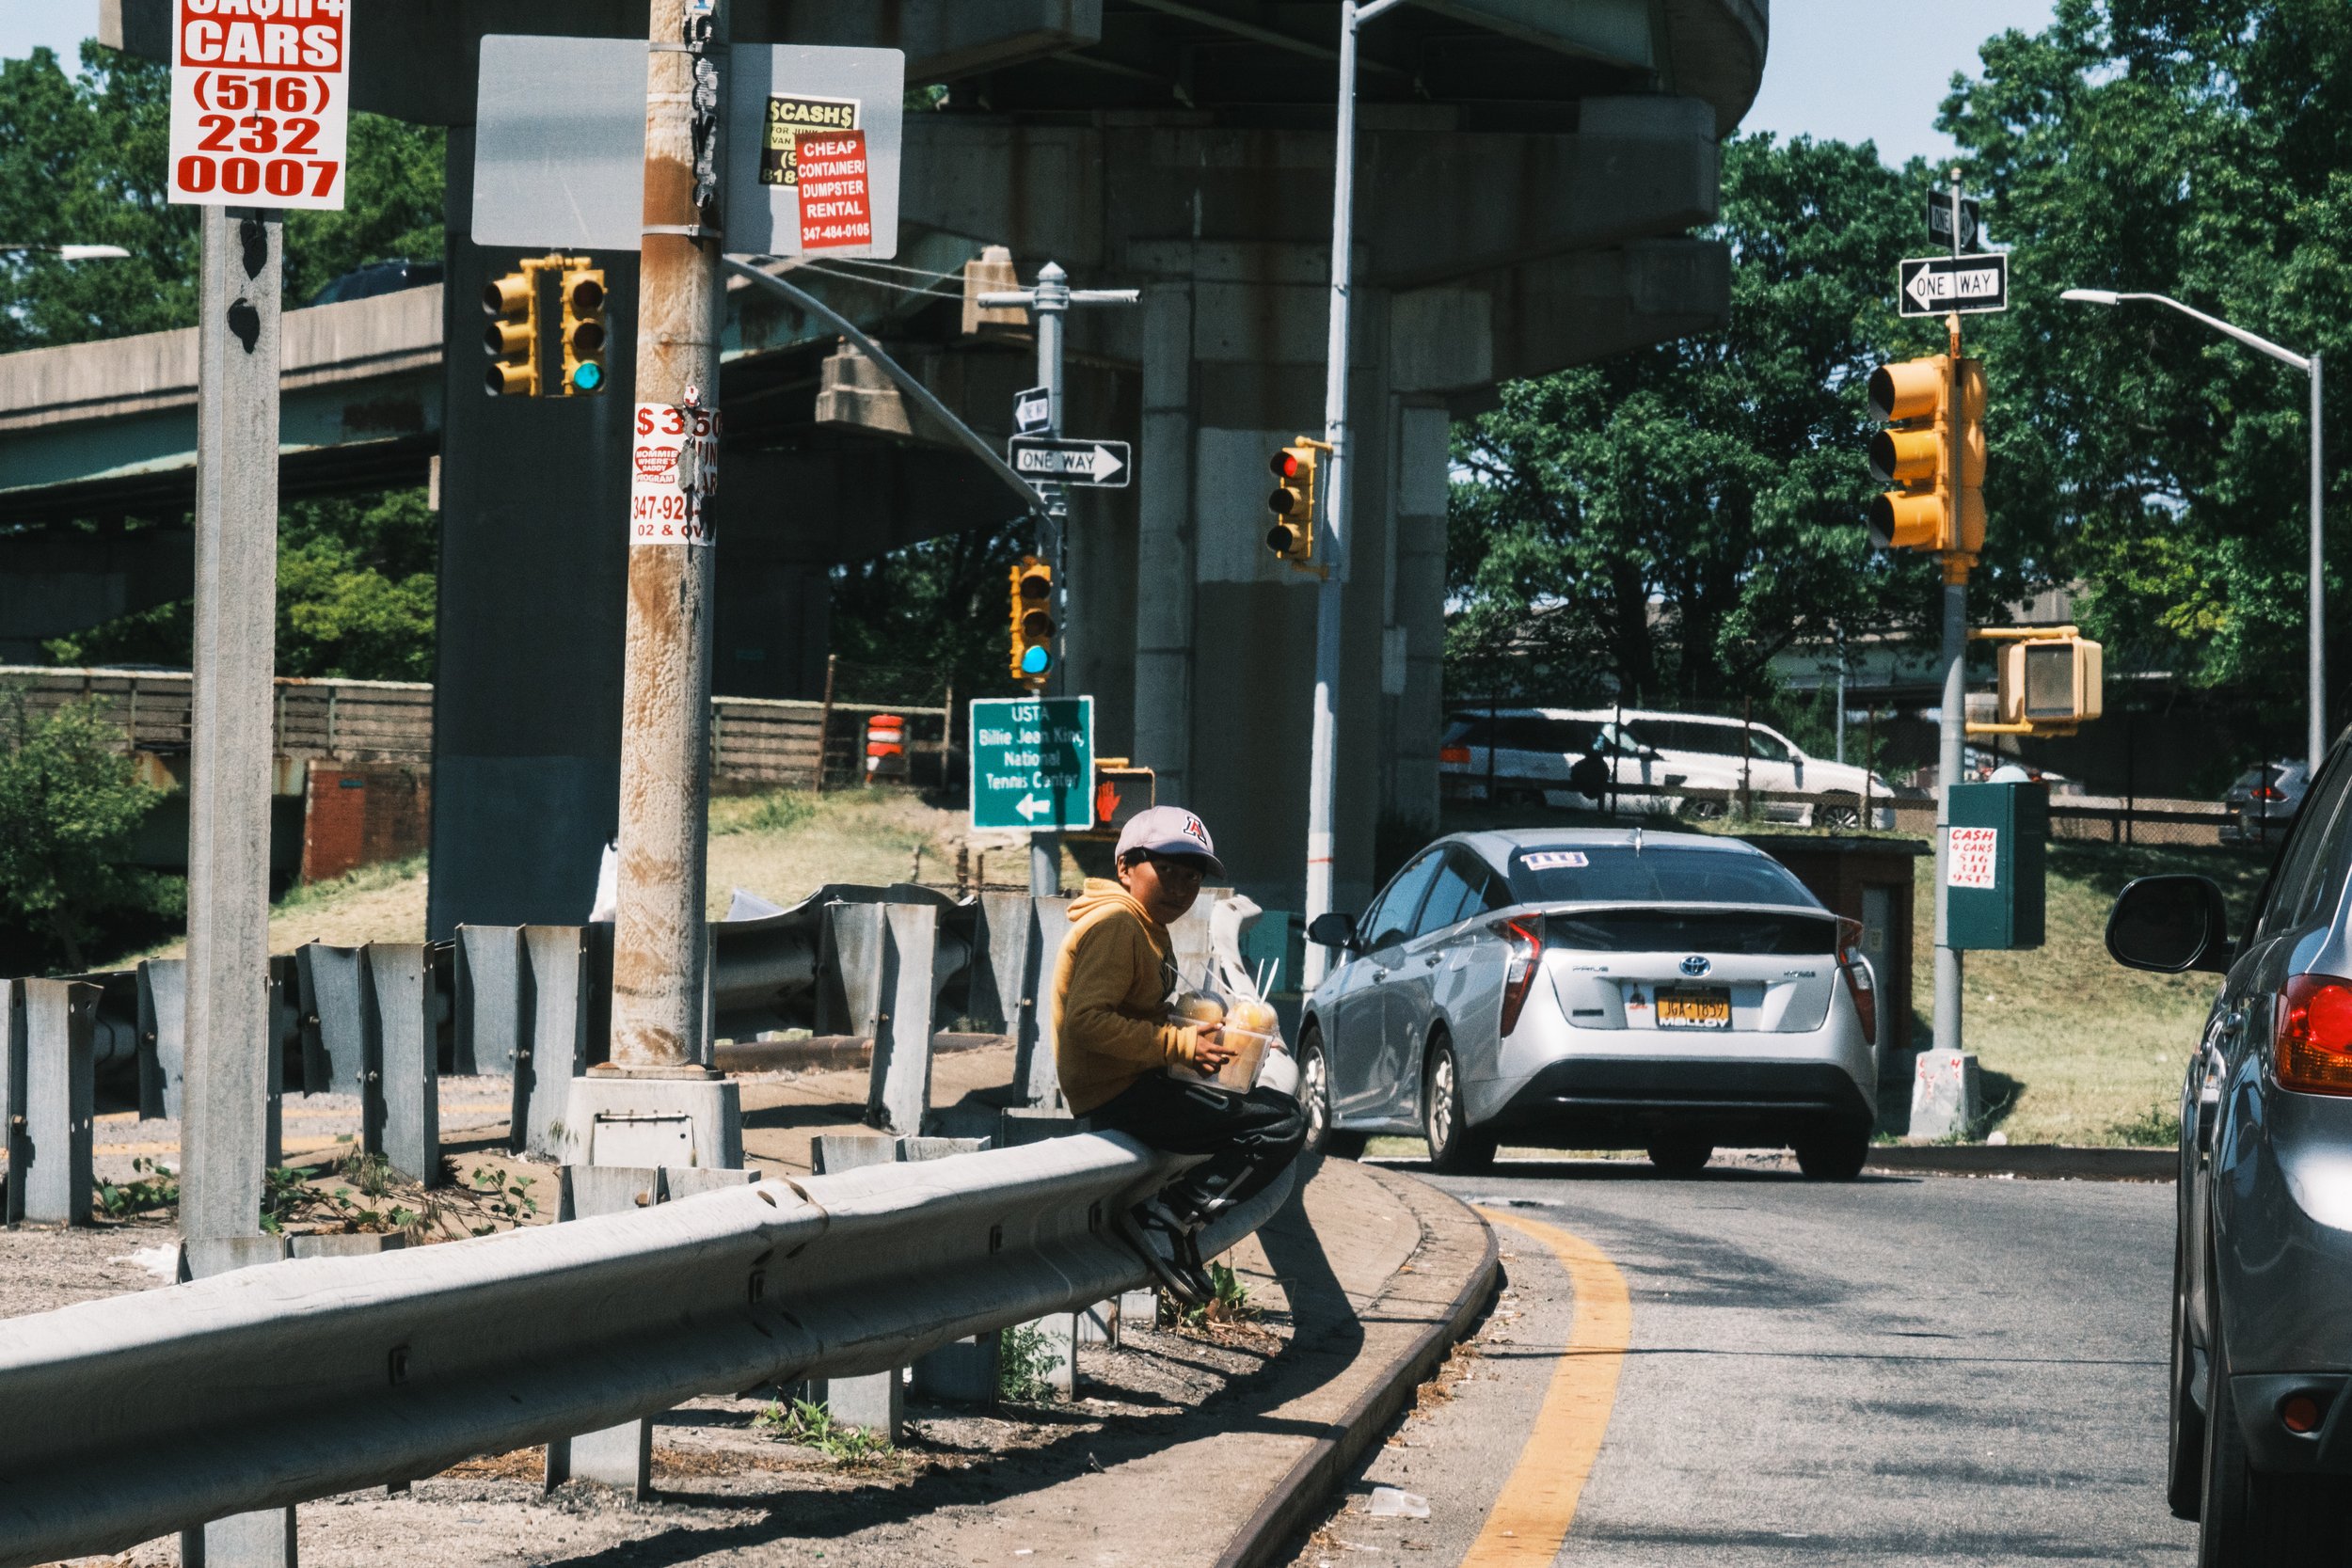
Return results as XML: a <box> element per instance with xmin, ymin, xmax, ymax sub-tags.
<box><xmin>0</xmin><ymin>244</ymin><xmax>130</xmax><ymax>260</ymax></box>
<box><xmin>1301</xmin><ymin>0</ymin><xmax>1409</xmax><ymax>992</ymax></box>
<box><xmin>2061</xmin><ymin>287</ymin><xmax>2327</xmax><ymax>770</ymax></box>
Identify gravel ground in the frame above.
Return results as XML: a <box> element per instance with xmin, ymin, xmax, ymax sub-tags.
<box><xmin>0</xmin><ymin>1218</ymin><xmax>181</xmax><ymax>1320</ymax></box>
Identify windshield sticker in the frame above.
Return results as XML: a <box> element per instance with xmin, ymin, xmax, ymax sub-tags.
<box><xmin>1520</xmin><ymin>850</ymin><xmax>1590</xmax><ymax>870</ymax></box>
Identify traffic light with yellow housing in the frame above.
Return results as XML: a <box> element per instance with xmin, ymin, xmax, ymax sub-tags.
<box><xmin>560</xmin><ymin>267</ymin><xmax>608</xmax><ymax>395</ymax></box>
<box><xmin>1867</xmin><ymin>354</ymin><xmax>1985</xmax><ymax>556</ymax></box>
<box><xmin>1997</xmin><ymin>634</ymin><xmax>2104</xmax><ymax>732</ymax></box>
<box><xmin>1264</xmin><ymin>443</ymin><xmax>1318</xmax><ymax>565</ymax></box>
<box><xmin>1009</xmin><ymin>556</ymin><xmax>1055</xmax><ymax>689</ymax></box>
<box><xmin>484</xmin><ymin>268</ymin><xmax>539</xmax><ymax>397</ymax></box>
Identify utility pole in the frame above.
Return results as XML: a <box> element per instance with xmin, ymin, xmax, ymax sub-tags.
<box><xmin>977</xmin><ymin>261</ymin><xmax>1138</xmax><ymax>896</ymax></box>
<box><xmin>1932</xmin><ymin>166</ymin><xmax>1968</xmax><ymax>1072</ymax></box>
<box><xmin>601</xmin><ymin>0</ymin><xmax>728</xmax><ymax>1083</ymax></box>
<box><xmin>1301</xmin><ymin>0</ymin><xmax>1408</xmax><ymax>990</ymax></box>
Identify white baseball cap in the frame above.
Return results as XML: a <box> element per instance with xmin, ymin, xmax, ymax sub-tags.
<box><xmin>1115</xmin><ymin>805</ymin><xmax>1223</xmax><ymax>877</ymax></box>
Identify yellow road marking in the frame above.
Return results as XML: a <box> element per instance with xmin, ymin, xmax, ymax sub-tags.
<box><xmin>1461</xmin><ymin>1208</ymin><xmax>1633</xmax><ymax>1567</ymax></box>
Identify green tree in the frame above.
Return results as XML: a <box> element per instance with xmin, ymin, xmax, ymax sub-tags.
<box><xmin>1448</xmin><ymin>134</ymin><xmax>1948</xmax><ymax>706</ymax></box>
<box><xmin>0</xmin><ymin>42</ymin><xmax>444</xmax><ymax>351</ymax></box>
<box><xmin>830</xmin><ymin>521</ymin><xmax>1037</xmax><ymax>702</ymax></box>
<box><xmin>1943</xmin><ymin>0</ymin><xmax>2352</xmax><ymax>712</ymax></box>
<box><xmin>0</xmin><ymin>692</ymin><xmax>167</xmax><ymax>972</ymax></box>
<box><xmin>46</xmin><ymin>487</ymin><xmax>438</xmax><ymax>681</ymax></box>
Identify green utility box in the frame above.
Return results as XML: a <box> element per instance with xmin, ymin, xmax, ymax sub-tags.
<box><xmin>1946</xmin><ymin>782</ymin><xmax>2048</xmax><ymax>950</ymax></box>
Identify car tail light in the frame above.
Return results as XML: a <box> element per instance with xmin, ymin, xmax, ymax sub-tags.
<box><xmin>2275</xmin><ymin>974</ymin><xmax>2352</xmax><ymax>1095</ymax></box>
<box><xmin>1837</xmin><ymin>917</ymin><xmax>1877</xmax><ymax>1047</ymax></box>
<box><xmin>2255</xmin><ymin>786</ymin><xmax>2285</xmax><ymax>802</ymax></box>
<box><xmin>1491</xmin><ymin>914</ymin><xmax>1545</xmax><ymax>1037</ymax></box>
<box><xmin>1439</xmin><ymin>745</ymin><xmax>1471</xmax><ymax>766</ymax></box>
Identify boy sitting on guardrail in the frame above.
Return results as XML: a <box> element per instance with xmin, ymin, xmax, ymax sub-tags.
<box><xmin>1052</xmin><ymin>806</ymin><xmax>1306</xmax><ymax>1305</ymax></box>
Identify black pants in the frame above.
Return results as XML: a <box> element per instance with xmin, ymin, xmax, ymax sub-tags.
<box><xmin>1087</xmin><ymin>1072</ymin><xmax>1307</xmax><ymax>1227</ymax></box>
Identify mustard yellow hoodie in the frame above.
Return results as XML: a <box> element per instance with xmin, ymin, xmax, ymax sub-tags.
<box><xmin>1051</xmin><ymin>878</ymin><xmax>1203</xmax><ymax>1114</ymax></box>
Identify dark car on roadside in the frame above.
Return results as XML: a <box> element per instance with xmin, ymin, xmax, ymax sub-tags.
<box><xmin>2109</xmin><ymin>735</ymin><xmax>2352</xmax><ymax>1561</ymax></box>
<box><xmin>2221</xmin><ymin>761</ymin><xmax>2312</xmax><ymax>847</ymax></box>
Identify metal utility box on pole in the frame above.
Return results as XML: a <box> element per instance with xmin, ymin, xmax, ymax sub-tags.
<box><xmin>1945</xmin><ymin>783</ymin><xmax>2048</xmax><ymax>952</ymax></box>
<box><xmin>975</xmin><ymin>262</ymin><xmax>1138</xmax><ymax>896</ymax></box>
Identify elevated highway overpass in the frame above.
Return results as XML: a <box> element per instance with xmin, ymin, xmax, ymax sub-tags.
<box><xmin>10</xmin><ymin>0</ymin><xmax>1769</xmax><ymax>931</ymax></box>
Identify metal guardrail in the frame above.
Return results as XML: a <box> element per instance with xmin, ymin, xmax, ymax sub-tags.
<box><xmin>0</xmin><ymin>1133</ymin><xmax>1292</xmax><ymax>1566</ymax></box>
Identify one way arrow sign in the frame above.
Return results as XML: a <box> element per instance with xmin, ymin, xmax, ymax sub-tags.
<box><xmin>1898</xmin><ymin>253</ymin><xmax>2010</xmax><ymax>318</ymax></box>
<box><xmin>1009</xmin><ymin>436</ymin><xmax>1133</xmax><ymax>489</ymax></box>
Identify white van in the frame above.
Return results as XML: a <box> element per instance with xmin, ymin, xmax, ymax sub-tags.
<box><xmin>1439</xmin><ymin>706</ymin><xmax>1896</xmax><ymax>828</ymax></box>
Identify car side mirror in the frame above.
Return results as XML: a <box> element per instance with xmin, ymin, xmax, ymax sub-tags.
<box><xmin>1307</xmin><ymin>911</ymin><xmax>1358</xmax><ymax>949</ymax></box>
<box><xmin>2107</xmin><ymin>875</ymin><xmax>2233</xmax><ymax>974</ymax></box>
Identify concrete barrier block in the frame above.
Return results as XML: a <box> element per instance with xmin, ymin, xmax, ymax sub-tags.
<box><xmin>898</xmin><ymin>1136</ymin><xmax>986</xmax><ymax>1162</ymax></box>
<box><xmin>18</xmin><ymin>979</ymin><xmax>96</xmax><ymax>1227</ymax></box>
<box><xmin>811</xmin><ymin>1370</ymin><xmax>902</xmax><ymax>1439</ymax></box>
<box><xmin>663</xmin><ymin>1166</ymin><xmax>759</xmax><ymax>1201</ymax></box>
<box><xmin>454</xmin><ymin>925</ymin><xmax>525</xmax><ymax>1076</ymax></box>
<box><xmin>812</xmin><ymin>1132</ymin><xmax>896</xmax><ymax>1175</ymax></box>
<box><xmin>911</xmin><ymin>1331</ymin><xmax>1000</xmax><ymax>1406</ymax></box>
<box><xmin>558</xmin><ymin>1077</ymin><xmax>742</xmax><ymax>1171</ymax></box>
<box><xmin>289</xmin><ymin>1232</ymin><xmax>407</xmax><ymax>1259</ymax></box>
<box><xmin>1077</xmin><ymin>1297</ymin><xmax>1120</xmax><ymax>1347</ymax></box>
<box><xmin>1909</xmin><ymin>1047</ymin><xmax>1982</xmax><ymax>1140</ymax></box>
<box><xmin>135</xmin><ymin>958</ymin><xmax>187</xmax><ymax>1121</ymax></box>
<box><xmin>997</xmin><ymin>1108</ymin><xmax>1080</xmax><ymax>1148</ymax></box>
<box><xmin>559</xmin><ymin>1164</ymin><xmax>661</xmax><ymax>1220</ymax></box>
<box><xmin>1119</xmin><ymin>1287</ymin><xmax>1159</xmax><ymax>1330</ymax></box>
<box><xmin>366</xmin><ymin>943</ymin><xmax>440</xmax><ymax>1186</ymax></box>
<box><xmin>1022</xmin><ymin>1310</ymin><xmax>1079</xmax><ymax>1399</ymax></box>
<box><xmin>179</xmin><ymin>1233</ymin><xmax>289</xmax><ymax>1281</ymax></box>
<box><xmin>866</xmin><ymin>903</ymin><xmax>938</xmax><ymax>1136</ymax></box>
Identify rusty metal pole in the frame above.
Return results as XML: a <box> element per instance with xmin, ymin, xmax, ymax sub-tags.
<box><xmin>604</xmin><ymin>0</ymin><xmax>726</xmax><ymax>1077</ymax></box>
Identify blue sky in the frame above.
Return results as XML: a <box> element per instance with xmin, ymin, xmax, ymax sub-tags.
<box><xmin>7</xmin><ymin>0</ymin><xmax>2057</xmax><ymax>169</ymax></box>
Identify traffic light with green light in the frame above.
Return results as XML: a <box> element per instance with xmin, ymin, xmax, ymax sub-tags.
<box><xmin>1867</xmin><ymin>354</ymin><xmax>1985</xmax><ymax>557</ymax></box>
<box><xmin>1009</xmin><ymin>557</ymin><xmax>1055</xmax><ymax>689</ymax></box>
<box><xmin>560</xmin><ymin>266</ymin><xmax>608</xmax><ymax>395</ymax></box>
<box><xmin>1264</xmin><ymin>443</ymin><xmax>1317</xmax><ymax>565</ymax></box>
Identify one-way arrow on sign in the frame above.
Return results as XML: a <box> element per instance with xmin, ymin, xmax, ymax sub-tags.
<box><xmin>1009</xmin><ymin>436</ymin><xmax>1132</xmax><ymax>488</ymax></box>
<box><xmin>1899</xmin><ymin>253</ymin><xmax>2010</xmax><ymax>318</ymax></box>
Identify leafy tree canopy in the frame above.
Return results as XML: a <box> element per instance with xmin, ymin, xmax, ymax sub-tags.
<box><xmin>0</xmin><ymin>693</ymin><xmax>170</xmax><ymax>972</ymax></box>
<box><xmin>1449</xmin><ymin>135</ymin><xmax>1949</xmax><ymax>706</ymax></box>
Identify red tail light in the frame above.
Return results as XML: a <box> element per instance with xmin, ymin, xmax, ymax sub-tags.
<box><xmin>1836</xmin><ymin>917</ymin><xmax>1878</xmax><ymax>1047</ymax></box>
<box><xmin>2254</xmin><ymin>786</ymin><xmax>2286</xmax><ymax>802</ymax></box>
<box><xmin>2277</xmin><ymin>974</ymin><xmax>2352</xmax><ymax>1095</ymax></box>
<box><xmin>1439</xmin><ymin>745</ymin><xmax>1471</xmax><ymax>766</ymax></box>
<box><xmin>1492</xmin><ymin>914</ymin><xmax>1545</xmax><ymax>1036</ymax></box>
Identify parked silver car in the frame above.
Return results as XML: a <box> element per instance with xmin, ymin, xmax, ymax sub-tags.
<box><xmin>1299</xmin><ymin>828</ymin><xmax>1882</xmax><ymax>1178</ymax></box>
<box><xmin>2109</xmin><ymin>742</ymin><xmax>2352</xmax><ymax>1561</ymax></box>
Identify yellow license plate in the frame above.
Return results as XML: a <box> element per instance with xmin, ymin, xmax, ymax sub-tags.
<box><xmin>1656</xmin><ymin>990</ymin><xmax>1732</xmax><ymax>1029</ymax></box>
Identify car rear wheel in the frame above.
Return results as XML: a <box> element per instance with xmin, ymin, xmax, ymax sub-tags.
<box><xmin>1645</xmin><ymin>1137</ymin><xmax>1713</xmax><ymax>1176</ymax></box>
<box><xmin>2167</xmin><ymin>1227</ymin><xmax>2207</xmax><ymax>1520</ymax></box>
<box><xmin>1792</xmin><ymin>1124</ymin><xmax>1869</xmax><ymax>1181</ymax></box>
<box><xmin>1296</xmin><ymin>1026</ymin><xmax>1366</xmax><ymax>1160</ymax></box>
<box><xmin>1813</xmin><ymin>794</ymin><xmax>1863</xmax><ymax>830</ymax></box>
<box><xmin>1422</xmin><ymin>1038</ymin><xmax>1497</xmax><ymax>1175</ymax></box>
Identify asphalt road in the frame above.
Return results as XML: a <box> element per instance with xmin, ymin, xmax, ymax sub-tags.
<box><xmin>1292</xmin><ymin>1161</ymin><xmax>2199</xmax><ymax>1567</ymax></box>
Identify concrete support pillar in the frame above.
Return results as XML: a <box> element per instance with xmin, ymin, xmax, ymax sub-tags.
<box><xmin>178</xmin><ymin>1233</ymin><xmax>294</xmax><ymax>1566</ymax></box>
<box><xmin>1389</xmin><ymin>399</ymin><xmax>1452</xmax><ymax>832</ymax></box>
<box><xmin>1134</xmin><ymin>282</ymin><xmax>1198</xmax><ymax>803</ymax></box>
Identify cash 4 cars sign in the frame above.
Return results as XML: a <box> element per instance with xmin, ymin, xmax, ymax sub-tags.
<box><xmin>168</xmin><ymin>0</ymin><xmax>352</xmax><ymax>209</ymax></box>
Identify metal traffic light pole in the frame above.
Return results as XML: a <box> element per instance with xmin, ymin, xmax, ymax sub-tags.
<box><xmin>977</xmin><ymin>263</ymin><xmax>1138</xmax><ymax>895</ymax></box>
<box><xmin>1302</xmin><ymin>0</ymin><xmax>1409</xmax><ymax>991</ymax></box>
<box><xmin>605</xmin><ymin>0</ymin><xmax>728</xmax><ymax>1079</ymax></box>
<box><xmin>1932</xmin><ymin>168</ymin><xmax>1969</xmax><ymax>1072</ymax></box>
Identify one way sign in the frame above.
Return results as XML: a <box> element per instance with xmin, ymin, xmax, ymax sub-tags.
<box><xmin>1899</xmin><ymin>253</ymin><xmax>2010</xmax><ymax>318</ymax></box>
<box><xmin>1009</xmin><ymin>436</ymin><xmax>1133</xmax><ymax>488</ymax></box>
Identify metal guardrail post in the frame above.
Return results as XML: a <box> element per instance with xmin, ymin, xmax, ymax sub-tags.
<box><xmin>515</xmin><ymin>927</ymin><xmax>593</xmax><ymax>1159</ymax></box>
<box><xmin>0</xmin><ymin>983</ymin><xmax>23</xmax><ymax>1226</ymax></box>
<box><xmin>818</xmin><ymin>902</ymin><xmax>886</xmax><ymax>1038</ymax></box>
<box><xmin>365</xmin><ymin>945</ymin><xmax>440</xmax><ymax>1187</ymax></box>
<box><xmin>975</xmin><ymin>886</ymin><xmax>1033</xmax><ymax>1042</ymax></box>
<box><xmin>17</xmin><ymin>980</ymin><xmax>97</xmax><ymax>1227</ymax></box>
<box><xmin>866</xmin><ymin>905</ymin><xmax>938</xmax><ymax>1137</ymax></box>
<box><xmin>295</xmin><ymin>944</ymin><xmax>369</xmax><ymax>1097</ymax></box>
<box><xmin>453</xmin><ymin>926</ymin><xmax>525</xmax><ymax>1076</ymax></box>
<box><xmin>1023</xmin><ymin>897</ymin><xmax>1075</xmax><ymax>1111</ymax></box>
<box><xmin>136</xmin><ymin>958</ymin><xmax>188</xmax><ymax>1121</ymax></box>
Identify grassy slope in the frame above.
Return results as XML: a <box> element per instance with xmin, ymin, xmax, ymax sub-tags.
<box><xmin>1915</xmin><ymin>839</ymin><xmax>2268</xmax><ymax>1146</ymax></box>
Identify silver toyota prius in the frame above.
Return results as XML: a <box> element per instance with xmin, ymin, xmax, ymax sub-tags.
<box><xmin>1298</xmin><ymin>828</ymin><xmax>1882</xmax><ymax>1178</ymax></box>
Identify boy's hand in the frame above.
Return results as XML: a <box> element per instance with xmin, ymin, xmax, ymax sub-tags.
<box><xmin>1191</xmin><ymin>1025</ymin><xmax>1235</xmax><ymax>1072</ymax></box>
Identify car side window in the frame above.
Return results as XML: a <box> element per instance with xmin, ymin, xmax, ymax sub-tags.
<box><xmin>1413</xmin><ymin>852</ymin><xmax>1483</xmax><ymax>939</ymax></box>
<box><xmin>2257</xmin><ymin>746</ymin><xmax>2352</xmax><ymax>940</ymax></box>
<box><xmin>1748</xmin><ymin>730</ymin><xmax>1793</xmax><ymax>763</ymax></box>
<box><xmin>1364</xmin><ymin>851</ymin><xmax>1445</xmax><ymax>951</ymax></box>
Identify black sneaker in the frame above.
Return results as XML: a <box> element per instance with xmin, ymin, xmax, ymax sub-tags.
<box><xmin>1116</xmin><ymin>1209</ymin><xmax>1207</xmax><ymax>1307</ymax></box>
<box><xmin>1169</xmin><ymin>1227</ymin><xmax>1218</xmax><ymax>1302</ymax></box>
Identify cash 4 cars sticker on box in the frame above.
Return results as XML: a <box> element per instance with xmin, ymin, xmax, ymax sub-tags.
<box><xmin>630</xmin><ymin>402</ymin><xmax>722</xmax><ymax>547</ymax></box>
<box><xmin>1949</xmin><ymin>826</ymin><xmax>1999</xmax><ymax>891</ymax></box>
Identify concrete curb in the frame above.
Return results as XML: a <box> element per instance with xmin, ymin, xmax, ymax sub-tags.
<box><xmin>1867</xmin><ymin>1144</ymin><xmax>2175</xmax><ymax>1181</ymax></box>
<box><xmin>1212</xmin><ymin>1167</ymin><xmax>1501</xmax><ymax>1568</ymax></box>
<box><xmin>713</xmin><ymin>1030</ymin><xmax>1003</xmax><ymax>1074</ymax></box>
